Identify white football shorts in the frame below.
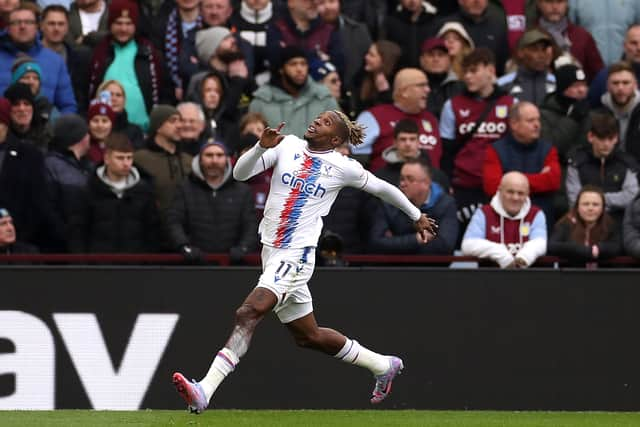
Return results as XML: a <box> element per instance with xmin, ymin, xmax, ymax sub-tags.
<box><xmin>256</xmin><ymin>245</ymin><xmax>315</xmax><ymax>323</ymax></box>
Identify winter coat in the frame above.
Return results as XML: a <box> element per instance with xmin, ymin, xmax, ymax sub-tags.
<box><xmin>623</xmin><ymin>193</ymin><xmax>640</xmax><ymax>258</ymax></box>
<box><xmin>249</xmin><ymin>78</ymin><xmax>338</xmax><ymax>138</ymax></box>
<box><xmin>384</xmin><ymin>1</ymin><xmax>438</xmax><ymax>69</ymax></box>
<box><xmin>66</xmin><ymin>0</ymin><xmax>109</xmax><ymax>48</ymax></box>
<box><xmin>368</xmin><ymin>182</ymin><xmax>458</xmax><ymax>255</ymax></box>
<box><xmin>426</xmin><ymin>70</ymin><xmax>465</xmax><ymax>121</ymax></box>
<box><xmin>548</xmin><ymin>215</ymin><xmax>621</xmax><ymax>264</ymax></box>
<box><xmin>166</xmin><ymin>155</ymin><xmax>257</xmax><ymax>253</ymax></box>
<box><xmin>0</xmin><ymin>33</ymin><xmax>77</xmax><ymax>113</ymax></box>
<box><xmin>68</xmin><ymin>166</ymin><xmax>160</xmax><ymax>253</ymax></box>
<box><xmin>539</xmin><ymin>93</ymin><xmax>590</xmax><ymax>164</ymax></box>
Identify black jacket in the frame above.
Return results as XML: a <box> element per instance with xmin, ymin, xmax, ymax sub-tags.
<box><xmin>548</xmin><ymin>218</ymin><xmax>621</xmax><ymax>264</ymax></box>
<box><xmin>69</xmin><ymin>167</ymin><xmax>161</xmax><ymax>253</ymax></box>
<box><xmin>166</xmin><ymin>157</ymin><xmax>257</xmax><ymax>253</ymax></box>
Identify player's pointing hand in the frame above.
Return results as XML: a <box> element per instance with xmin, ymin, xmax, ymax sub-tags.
<box><xmin>259</xmin><ymin>122</ymin><xmax>286</xmax><ymax>148</ymax></box>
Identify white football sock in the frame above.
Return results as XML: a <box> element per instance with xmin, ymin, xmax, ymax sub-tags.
<box><xmin>199</xmin><ymin>347</ymin><xmax>239</xmax><ymax>402</ymax></box>
<box><xmin>334</xmin><ymin>338</ymin><xmax>390</xmax><ymax>376</ymax></box>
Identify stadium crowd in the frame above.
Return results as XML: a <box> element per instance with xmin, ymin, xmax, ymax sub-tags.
<box><xmin>1</xmin><ymin>0</ymin><xmax>640</xmax><ymax>268</ymax></box>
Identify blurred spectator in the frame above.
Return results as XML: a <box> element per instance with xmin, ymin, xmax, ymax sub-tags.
<box><xmin>11</xmin><ymin>56</ymin><xmax>59</xmax><ymax>126</ymax></box>
<box><xmin>316</xmin><ymin>0</ymin><xmax>371</xmax><ymax>99</ymax></box>
<box><xmin>308</xmin><ymin>58</ymin><xmax>345</xmax><ymax>111</ymax></box>
<box><xmin>483</xmin><ymin>101</ymin><xmax>562</xmax><ymax>224</ymax></box>
<box><xmin>0</xmin><ymin>97</ymin><xmax>63</xmax><ymax>250</ymax></box>
<box><xmin>568</xmin><ymin>0</ymin><xmax>640</xmax><ymax>66</ymax></box>
<box><xmin>88</xmin><ymin>0</ymin><xmax>165</xmax><ymax>132</ymax></box>
<box><xmin>384</xmin><ymin>0</ymin><xmax>438</xmax><ymax>70</ymax></box>
<box><xmin>354</xmin><ymin>68</ymin><xmax>440</xmax><ymax>171</ymax></box>
<box><xmin>177</xmin><ymin>101</ymin><xmax>210</xmax><ymax>156</ymax></box>
<box><xmin>134</xmin><ymin>105</ymin><xmax>192</xmax><ymax>217</ymax></box>
<box><xmin>0</xmin><ymin>207</ymin><xmax>38</xmax><ymax>254</ymax></box>
<box><xmin>187</xmin><ymin>26</ymin><xmax>252</xmax><ymax>128</ymax></box>
<box><xmin>249</xmin><ymin>45</ymin><xmax>338</xmax><ymax>137</ymax></box>
<box><xmin>495</xmin><ymin>0</ymin><xmax>535</xmax><ymax>53</ymax></box>
<box><xmin>40</xmin><ymin>5</ymin><xmax>91</xmax><ymax>112</ymax></box>
<box><xmin>497</xmin><ymin>29</ymin><xmax>556</xmax><ymax>106</ymax></box>
<box><xmin>69</xmin><ymin>133</ymin><xmax>161</xmax><ymax>253</ymax></box>
<box><xmin>186</xmin><ymin>69</ymin><xmax>237</xmax><ymax>145</ymax></box>
<box><xmin>4</xmin><ymin>82</ymin><xmax>49</xmax><ymax>151</ymax></box>
<box><xmin>419</xmin><ymin>37</ymin><xmax>464</xmax><ymax>119</ymax></box>
<box><xmin>96</xmin><ymin>80</ymin><xmax>144</xmax><ymax>149</ymax></box>
<box><xmin>548</xmin><ymin>185</ymin><xmax>621</xmax><ymax>266</ymax></box>
<box><xmin>266</xmin><ymin>0</ymin><xmax>344</xmax><ymax>77</ymax></box>
<box><xmin>588</xmin><ymin>25</ymin><xmax>640</xmax><ymax>108</ymax></box>
<box><xmin>352</xmin><ymin>40</ymin><xmax>401</xmax><ymax>115</ymax></box>
<box><xmin>439</xmin><ymin>48</ymin><xmax>515</xmax><ymax>227</ymax></box>
<box><xmin>539</xmin><ymin>64</ymin><xmax>591</xmax><ymax>164</ymax></box>
<box><xmin>376</xmin><ymin>118</ymin><xmax>449</xmax><ymax>190</ymax></box>
<box><xmin>238</xmin><ymin>110</ymin><xmax>268</xmax><ymax>139</ymax></box>
<box><xmin>0</xmin><ymin>4</ymin><xmax>77</xmax><ymax>113</ymax></box>
<box><xmin>369</xmin><ymin>158</ymin><xmax>458</xmax><ymax>254</ymax></box>
<box><xmin>230</xmin><ymin>0</ymin><xmax>275</xmax><ymax>84</ymax></box>
<box><xmin>0</xmin><ymin>0</ymin><xmax>19</xmax><ymax>30</ymax></box>
<box><xmin>462</xmin><ymin>171</ymin><xmax>547</xmax><ymax>268</ymax></box>
<box><xmin>599</xmin><ymin>62</ymin><xmax>640</xmax><ymax>157</ymax></box>
<box><xmin>201</xmin><ymin>0</ymin><xmax>233</xmax><ymax>26</ymax></box>
<box><xmin>167</xmin><ymin>140</ymin><xmax>257</xmax><ymax>263</ymax></box>
<box><xmin>37</xmin><ymin>0</ymin><xmax>72</xmax><ymax>11</ymax></box>
<box><xmin>153</xmin><ymin>0</ymin><xmax>204</xmax><ymax>103</ymax></box>
<box><xmin>66</xmin><ymin>0</ymin><xmax>108</xmax><ymax>47</ymax></box>
<box><xmin>623</xmin><ymin>192</ymin><xmax>640</xmax><ymax>259</ymax></box>
<box><xmin>566</xmin><ymin>110</ymin><xmax>638</xmax><ymax>224</ymax></box>
<box><xmin>535</xmin><ymin>0</ymin><xmax>603</xmax><ymax>83</ymax></box>
<box><xmin>45</xmin><ymin>114</ymin><xmax>92</xmax><ymax>238</ymax></box>
<box><xmin>86</xmin><ymin>99</ymin><xmax>115</xmax><ymax>165</ymax></box>
<box><xmin>338</xmin><ymin>0</ymin><xmax>385</xmax><ymax>40</ymax></box>
<box><xmin>436</xmin><ymin>21</ymin><xmax>474</xmax><ymax>79</ymax></box>
<box><xmin>441</xmin><ymin>0</ymin><xmax>509</xmax><ymax>74</ymax></box>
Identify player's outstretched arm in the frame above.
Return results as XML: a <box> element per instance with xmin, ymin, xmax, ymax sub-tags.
<box><xmin>233</xmin><ymin>122</ymin><xmax>286</xmax><ymax>181</ymax></box>
<box><xmin>414</xmin><ymin>214</ymin><xmax>439</xmax><ymax>244</ymax></box>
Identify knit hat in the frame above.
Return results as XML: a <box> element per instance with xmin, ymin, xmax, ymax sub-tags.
<box><xmin>278</xmin><ymin>45</ymin><xmax>308</xmax><ymax>68</ymax></box>
<box><xmin>88</xmin><ymin>99</ymin><xmax>116</xmax><ymax>124</ymax></box>
<box><xmin>4</xmin><ymin>82</ymin><xmax>34</xmax><ymax>106</ymax></box>
<box><xmin>11</xmin><ymin>60</ymin><xmax>42</xmax><ymax>84</ymax></box>
<box><xmin>309</xmin><ymin>58</ymin><xmax>337</xmax><ymax>81</ymax></box>
<box><xmin>200</xmin><ymin>138</ymin><xmax>229</xmax><ymax>155</ymax></box>
<box><xmin>437</xmin><ymin>21</ymin><xmax>475</xmax><ymax>49</ymax></box>
<box><xmin>149</xmin><ymin>104</ymin><xmax>180</xmax><ymax>136</ymax></box>
<box><xmin>554</xmin><ymin>64</ymin><xmax>587</xmax><ymax>94</ymax></box>
<box><xmin>195</xmin><ymin>26</ymin><xmax>231</xmax><ymax>64</ymax></box>
<box><xmin>0</xmin><ymin>98</ymin><xmax>10</xmax><ymax>126</ymax></box>
<box><xmin>0</xmin><ymin>207</ymin><xmax>10</xmax><ymax>219</ymax></box>
<box><xmin>108</xmin><ymin>0</ymin><xmax>139</xmax><ymax>27</ymax></box>
<box><xmin>52</xmin><ymin>114</ymin><xmax>89</xmax><ymax>149</ymax></box>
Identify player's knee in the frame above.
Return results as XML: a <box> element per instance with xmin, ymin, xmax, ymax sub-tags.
<box><xmin>235</xmin><ymin>304</ymin><xmax>261</xmax><ymax>325</ymax></box>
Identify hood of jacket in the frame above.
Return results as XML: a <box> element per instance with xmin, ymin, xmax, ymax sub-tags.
<box><xmin>490</xmin><ymin>191</ymin><xmax>532</xmax><ymax>220</ymax></box>
<box><xmin>423</xmin><ymin>181</ymin><xmax>444</xmax><ymax>210</ymax></box>
<box><xmin>186</xmin><ymin>69</ymin><xmax>230</xmax><ymax>121</ymax></box>
<box><xmin>252</xmin><ymin>77</ymin><xmax>332</xmax><ymax>103</ymax></box>
<box><xmin>190</xmin><ymin>153</ymin><xmax>232</xmax><ymax>190</ymax></box>
<box><xmin>96</xmin><ymin>164</ymin><xmax>141</xmax><ymax>196</ymax></box>
<box><xmin>601</xmin><ymin>89</ymin><xmax>640</xmax><ymax>116</ymax></box>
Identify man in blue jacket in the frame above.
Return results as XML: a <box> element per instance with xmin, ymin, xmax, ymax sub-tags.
<box><xmin>0</xmin><ymin>5</ymin><xmax>77</xmax><ymax>113</ymax></box>
<box><xmin>368</xmin><ymin>157</ymin><xmax>458</xmax><ymax>254</ymax></box>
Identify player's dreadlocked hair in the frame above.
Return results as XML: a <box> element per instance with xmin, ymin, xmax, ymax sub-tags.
<box><xmin>332</xmin><ymin>110</ymin><xmax>366</xmax><ymax>146</ymax></box>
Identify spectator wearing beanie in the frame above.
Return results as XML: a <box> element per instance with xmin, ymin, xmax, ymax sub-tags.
<box><xmin>166</xmin><ymin>139</ymin><xmax>257</xmax><ymax>263</ymax></box>
<box><xmin>135</xmin><ymin>105</ymin><xmax>192</xmax><ymax>235</ymax></box>
<box><xmin>0</xmin><ymin>207</ymin><xmax>39</xmax><ymax>254</ymax></box>
<box><xmin>11</xmin><ymin>56</ymin><xmax>60</xmax><ymax>127</ymax></box>
<box><xmin>88</xmin><ymin>0</ymin><xmax>166</xmax><ymax>133</ymax></box>
<box><xmin>4</xmin><ymin>82</ymin><xmax>49</xmax><ymax>151</ymax></box>
<box><xmin>249</xmin><ymin>45</ymin><xmax>338</xmax><ymax>137</ymax></box>
<box><xmin>87</xmin><ymin>100</ymin><xmax>116</xmax><ymax>165</ymax></box>
<box><xmin>540</xmin><ymin>64</ymin><xmax>591</xmax><ymax>164</ymax></box>
<box><xmin>45</xmin><ymin>113</ymin><xmax>93</xmax><ymax>236</ymax></box>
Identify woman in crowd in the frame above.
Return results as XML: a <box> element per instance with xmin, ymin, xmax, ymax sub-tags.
<box><xmin>548</xmin><ymin>186</ymin><xmax>621</xmax><ymax>267</ymax></box>
<box><xmin>96</xmin><ymin>80</ymin><xmax>144</xmax><ymax>149</ymax></box>
<box><xmin>186</xmin><ymin>70</ymin><xmax>236</xmax><ymax>145</ymax></box>
<box><xmin>86</xmin><ymin>99</ymin><xmax>115</xmax><ymax>165</ymax></box>
<box><xmin>353</xmin><ymin>40</ymin><xmax>401</xmax><ymax>114</ymax></box>
<box><xmin>437</xmin><ymin>21</ymin><xmax>474</xmax><ymax>78</ymax></box>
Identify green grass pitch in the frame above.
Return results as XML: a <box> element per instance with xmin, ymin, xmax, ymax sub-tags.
<box><xmin>2</xmin><ymin>410</ymin><xmax>640</xmax><ymax>427</ymax></box>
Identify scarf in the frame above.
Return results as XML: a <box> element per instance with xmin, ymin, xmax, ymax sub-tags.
<box><xmin>165</xmin><ymin>8</ymin><xmax>202</xmax><ymax>89</ymax></box>
<box><xmin>539</xmin><ymin>17</ymin><xmax>571</xmax><ymax>52</ymax></box>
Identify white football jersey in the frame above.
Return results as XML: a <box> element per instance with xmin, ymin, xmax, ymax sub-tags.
<box><xmin>257</xmin><ymin>135</ymin><xmax>368</xmax><ymax>249</ymax></box>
